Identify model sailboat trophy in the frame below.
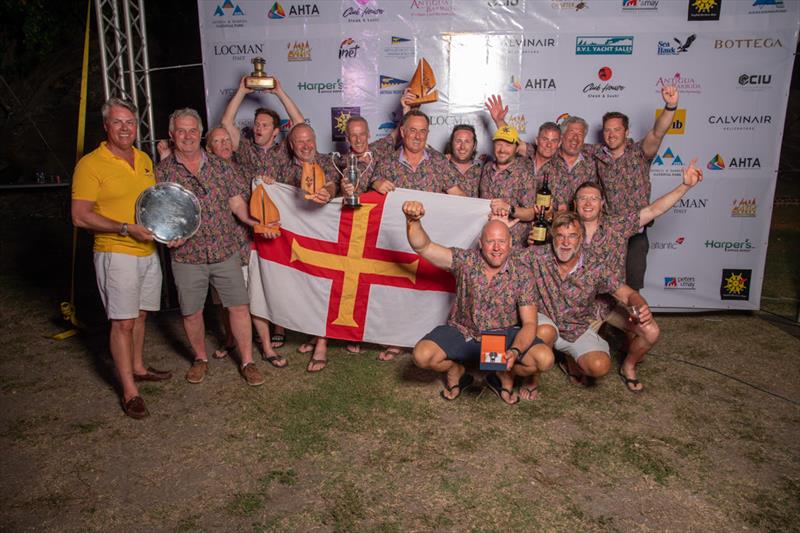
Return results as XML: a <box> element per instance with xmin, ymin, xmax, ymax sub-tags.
<box><xmin>407</xmin><ymin>58</ymin><xmax>438</xmax><ymax>105</ymax></box>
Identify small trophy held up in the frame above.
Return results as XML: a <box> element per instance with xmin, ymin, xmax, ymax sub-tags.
<box><xmin>332</xmin><ymin>151</ymin><xmax>373</xmax><ymax>209</ymax></box>
<box><xmin>249</xmin><ymin>178</ymin><xmax>280</xmax><ymax>236</ymax></box>
<box><xmin>301</xmin><ymin>162</ymin><xmax>326</xmax><ymax>200</ymax></box>
<box><xmin>407</xmin><ymin>58</ymin><xmax>438</xmax><ymax>105</ymax></box>
<box><xmin>245</xmin><ymin>57</ymin><xmax>275</xmax><ymax>91</ymax></box>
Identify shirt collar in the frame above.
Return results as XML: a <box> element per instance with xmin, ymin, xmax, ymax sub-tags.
<box><xmin>398</xmin><ymin>147</ymin><xmax>430</xmax><ymax>168</ymax></box>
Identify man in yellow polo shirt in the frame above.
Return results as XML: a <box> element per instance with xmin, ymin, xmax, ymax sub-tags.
<box><xmin>71</xmin><ymin>98</ymin><xmax>172</xmax><ymax>420</ymax></box>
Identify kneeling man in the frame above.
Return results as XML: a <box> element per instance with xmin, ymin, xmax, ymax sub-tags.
<box><xmin>403</xmin><ymin>201</ymin><xmax>553</xmax><ymax>405</ymax></box>
<box><xmin>522</xmin><ymin>211</ymin><xmax>659</xmax><ymax>391</ymax></box>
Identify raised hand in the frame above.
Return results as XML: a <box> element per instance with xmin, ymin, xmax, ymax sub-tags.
<box><xmin>485</xmin><ymin>94</ymin><xmax>508</xmax><ymax>127</ymax></box>
<box><xmin>682</xmin><ymin>158</ymin><xmax>703</xmax><ymax>188</ymax></box>
<box><xmin>661</xmin><ymin>85</ymin><xmax>679</xmax><ymax>108</ymax></box>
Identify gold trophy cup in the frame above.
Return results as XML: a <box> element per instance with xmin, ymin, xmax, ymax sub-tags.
<box><xmin>245</xmin><ymin>57</ymin><xmax>276</xmax><ymax>91</ymax></box>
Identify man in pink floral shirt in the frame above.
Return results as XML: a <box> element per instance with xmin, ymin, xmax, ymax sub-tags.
<box><xmin>402</xmin><ymin>201</ymin><xmax>554</xmax><ymax>405</ymax></box>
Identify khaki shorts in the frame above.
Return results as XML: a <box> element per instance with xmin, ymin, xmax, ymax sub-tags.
<box><xmin>537</xmin><ymin>313</ymin><xmax>610</xmax><ymax>361</ymax></box>
<box><xmin>171</xmin><ymin>255</ymin><xmax>249</xmax><ymax>316</ymax></box>
<box><xmin>93</xmin><ymin>252</ymin><xmax>162</xmax><ymax>320</ymax></box>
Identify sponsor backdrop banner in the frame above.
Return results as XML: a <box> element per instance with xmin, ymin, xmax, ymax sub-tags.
<box><xmin>198</xmin><ymin>0</ymin><xmax>799</xmax><ymax>311</ymax></box>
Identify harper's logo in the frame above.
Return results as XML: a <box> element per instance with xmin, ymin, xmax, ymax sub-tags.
<box><xmin>576</xmin><ymin>36</ymin><xmax>633</xmax><ymax>55</ymax></box>
<box><xmin>331</xmin><ymin>107</ymin><xmax>360</xmax><ymax>142</ymax></box>
<box><xmin>658</xmin><ymin>34</ymin><xmax>696</xmax><ymax>55</ymax></box>
<box><xmin>287</xmin><ymin>41</ymin><xmax>311</xmax><ymax>62</ymax></box>
<box><xmin>714</xmin><ymin>38</ymin><xmax>783</xmax><ymax>49</ymax></box>
<box><xmin>731</xmin><ymin>198</ymin><xmax>757</xmax><ymax>217</ymax></box>
<box><xmin>338</xmin><ymin>38</ymin><xmax>360</xmax><ymax>59</ymax></box>
<box><xmin>654</xmin><ymin>109</ymin><xmax>686</xmax><ymax>134</ymax></box>
<box><xmin>664</xmin><ymin>276</ymin><xmax>696</xmax><ymax>290</ymax></box>
<box><xmin>705</xmin><ymin>239</ymin><xmax>753</xmax><ymax>252</ymax></box>
<box><xmin>297</xmin><ymin>79</ymin><xmax>343</xmax><ymax>94</ymax></box>
<box><xmin>720</xmin><ymin>269</ymin><xmax>751</xmax><ymax>301</ymax></box>
<box><xmin>623</xmin><ymin>0</ymin><xmax>659</xmax><ymax>11</ymax></box>
<box><xmin>707</xmin><ymin>114</ymin><xmax>772</xmax><ymax>132</ymax></box>
<box><xmin>583</xmin><ymin>67</ymin><xmax>624</xmax><ymax>99</ymax></box>
<box><xmin>510</xmin><ymin>75</ymin><xmax>557</xmax><ymax>92</ymax></box>
<box><xmin>688</xmin><ymin>0</ymin><xmax>721</xmax><ymax>21</ymax></box>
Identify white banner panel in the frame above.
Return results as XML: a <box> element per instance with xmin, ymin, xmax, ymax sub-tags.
<box><xmin>198</xmin><ymin>0</ymin><xmax>799</xmax><ymax>311</ymax></box>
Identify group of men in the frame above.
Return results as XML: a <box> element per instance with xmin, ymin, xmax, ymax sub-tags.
<box><xmin>72</xmin><ymin>71</ymin><xmax>702</xmax><ymax>418</ymax></box>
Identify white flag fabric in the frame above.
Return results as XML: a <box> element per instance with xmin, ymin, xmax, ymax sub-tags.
<box><xmin>248</xmin><ymin>183</ymin><xmax>490</xmax><ymax>347</ymax></box>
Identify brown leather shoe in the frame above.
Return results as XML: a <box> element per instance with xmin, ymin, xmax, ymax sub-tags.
<box><xmin>123</xmin><ymin>396</ymin><xmax>149</xmax><ymax>419</ymax></box>
<box><xmin>133</xmin><ymin>366</ymin><xmax>173</xmax><ymax>382</ymax></box>
<box><xmin>186</xmin><ymin>360</ymin><xmax>208</xmax><ymax>384</ymax></box>
<box><xmin>240</xmin><ymin>362</ymin><xmax>264</xmax><ymax>386</ymax></box>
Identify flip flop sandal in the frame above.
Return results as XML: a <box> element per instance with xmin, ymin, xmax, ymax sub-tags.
<box><xmin>270</xmin><ymin>333</ymin><xmax>286</xmax><ymax>348</ymax></box>
<box><xmin>557</xmin><ymin>359</ymin><xmax>589</xmax><ymax>387</ymax></box>
<box><xmin>618</xmin><ymin>368</ymin><xmax>643</xmax><ymax>393</ymax></box>
<box><xmin>378</xmin><ymin>347</ymin><xmax>403</xmax><ymax>361</ymax></box>
<box><xmin>440</xmin><ymin>373</ymin><xmax>474</xmax><ymax>401</ymax></box>
<box><xmin>486</xmin><ymin>374</ymin><xmax>519</xmax><ymax>405</ymax></box>
<box><xmin>262</xmin><ymin>353</ymin><xmax>288</xmax><ymax>368</ymax></box>
<box><xmin>345</xmin><ymin>344</ymin><xmax>361</xmax><ymax>354</ymax></box>
<box><xmin>306</xmin><ymin>357</ymin><xmax>327</xmax><ymax>373</ymax></box>
<box><xmin>520</xmin><ymin>384</ymin><xmax>539</xmax><ymax>401</ymax></box>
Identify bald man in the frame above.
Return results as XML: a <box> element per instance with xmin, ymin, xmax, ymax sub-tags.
<box><xmin>402</xmin><ymin>202</ymin><xmax>553</xmax><ymax>405</ymax></box>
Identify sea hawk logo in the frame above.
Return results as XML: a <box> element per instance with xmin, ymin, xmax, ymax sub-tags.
<box><xmin>674</xmin><ymin>34</ymin><xmax>696</xmax><ymax>53</ymax></box>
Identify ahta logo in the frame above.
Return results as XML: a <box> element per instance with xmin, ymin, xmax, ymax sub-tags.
<box><xmin>707</xmin><ymin>154</ymin><xmax>725</xmax><ymax>170</ymax></box>
<box><xmin>268</xmin><ymin>1</ymin><xmax>286</xmax><ymax>19</ymax></box>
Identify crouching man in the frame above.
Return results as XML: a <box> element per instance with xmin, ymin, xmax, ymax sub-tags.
<box><xmin>403</xmin><ymin>201</ymin><xmax>553</xmax><ymax>405</ymax></box>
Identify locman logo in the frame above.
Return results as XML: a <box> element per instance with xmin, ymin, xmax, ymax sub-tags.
<box><xmin>658</xmin><ymin>34</ymin><xmax>696</xmax><ymax>55</ymax></box>
<box><xmin>720</xmin><ymin>269</ymin><xmax>751</xmax><ymax>301</ymax></box>
<box><xmin>576</xmin><ymin>36</ymin><xmax>633</xmax><ymax>55</ymax></box>
<box><xmin>214</xmin><ymin>0</ymin><xmax>245</xmax><ymax>16</ymax></box>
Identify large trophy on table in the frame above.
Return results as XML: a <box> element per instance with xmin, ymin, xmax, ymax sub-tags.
<box><xmin>407</xmin><ymin>58</ymin><xmax>438</xmax><ymax>105</ymax></box>
<box><xmin>331</xmin><ymin>151</ymin><xmax>373</xmax><ymax>209</ymax></box>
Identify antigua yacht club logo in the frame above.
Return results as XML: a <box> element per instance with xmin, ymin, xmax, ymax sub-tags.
<box><xmin>720</xmin><ymin>269</ymin><xmax>751</xmax><ymax>300</ymax></box>
<box><xmin>331</xmin><ymin>107</ymin><xmax>360</xmax><ymax>142</ymax></box>
<box><xmin>688</xmin><ymin>0</ymin><xmax>721</xmax><ymax>21</ymax></box>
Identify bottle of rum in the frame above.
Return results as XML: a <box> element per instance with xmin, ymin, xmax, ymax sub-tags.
<box><xmin>531</xmin><ymin>210</ymin><xmax>548</xmax><ymax>245</ymax></box>
<box><xmin>535</xmin><ymin>174</ymin><xmax>552</xmax><ymax>209</ymax></box>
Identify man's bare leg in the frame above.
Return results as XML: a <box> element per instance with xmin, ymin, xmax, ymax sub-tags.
<box><xmin>412</xmin><ymin>340</ymin><xmax>465</xmax><ymax>399</ymax></box>
<box><xmin>307</xmin><ymin>337</ymin><xmax>328</xmax><ymax>372</ymax></box>
<box><xmin>110</xmin><ymin>317</ymin><xmax>139</xmax><ymax>402</ymax></box>
<box><xmin>131</xmin><ymin>310</ymin><xmax>148</xmax><ymax>375</ymax></box>
<box><xmin>182</xmin><ymin>309</ymin><xmax>208</xmax><ymax>361</ymax></box>
<box><xmin>227</xmin><ymin>304</ymin><xmax>254</xmax><ymax>366</ymax></box>
<box><xmin>516</xmin><ymin>343</ymin><xmax>555</xmax><ymax>401</ymax></box>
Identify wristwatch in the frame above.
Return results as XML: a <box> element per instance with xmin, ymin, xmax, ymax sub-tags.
<box><xmin>119</xmin><ymin>222</ymin><xmax>129</xmax><ymax>237</ymax></box>
<box><xmin>508</xmin><ymin>347</ymin><xmax>521</xmax><ymax>360</ymax></box>
<box><xmin>664</xmin><ymin>104</ymin><xmax>678</xmax><ymax>111</ymax></box>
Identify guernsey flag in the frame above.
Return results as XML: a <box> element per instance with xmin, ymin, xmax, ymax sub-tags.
<box><xmin>248</xmin><ymin>184</ymin><xmax>490</xmax><ymax>347</ymax></box>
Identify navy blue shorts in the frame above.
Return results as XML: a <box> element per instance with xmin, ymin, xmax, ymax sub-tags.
<box><xmin>421</xmin><ymin>325</ymin><xmax>543</xmax><ymax>364</ymax></box>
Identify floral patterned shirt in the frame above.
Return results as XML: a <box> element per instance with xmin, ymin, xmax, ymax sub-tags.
<box><xmin>593</xmin><ymin>139</ymin><xmax>653</xmax><ymax>216</ymax></box>
<box><xmin>449</xmin><ymin>159</ymin><xmax>483</xmax><ymax>198</ymax></box>
<box><xmin>520</xmin><ymin>246</ymin><xmax>622</xmax><ymax>342</ymax></box>
<box><xmin>552</xmin><ymin>147</ymin><xmax>599</xmax><ymax>208</ymax></box>
<box><xmin>448</xmin><ymin>248</ymin><xmax>535</xmax><ymax>340</ymax></box>
<box><xmin>478</xmin><ymin>157</ymin><xmax>536</xmax><ymax>247</ymax></box>
<box><xmin>156</xmin><ymin>151</ymin><xmax>249</xmax><ymax>264</ymax></box>
<box><xmin>370</xmin><ymin>146</ymin><xmax>461</xmax><ymax>193</ymax></box>
<box><xmin>234</xmin><ymin>135</ymin><xmax>291</xmax><ymax>180</ymax></box>
<box><xmin>338</xmin><ymin>136</ymin><xmax>397</xmax><ymax>194</ymax></box>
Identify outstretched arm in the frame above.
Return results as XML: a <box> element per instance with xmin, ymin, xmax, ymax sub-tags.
<box><xmin>639</xmin><ymin>158</ymin><xmax>702</xmax><ymax>226</ymax></box>
<box><xmin>485</xmin><ymin>94</ymin><xmax>508</xmax><ymax>130</ymax></box>
<box><xmin>269</xmin><ymin>75</ymin><xmax>304</xmax><ymax>128</ymax></box>
<box><xmin>403</xmin><ymin>201</ymin><xmax>453</xmax><ymax>270</ymax></box>
<box><xmin>642</xmin><ymin>85</ymin><xmax>679</xmax><ymax>159</ymax></box>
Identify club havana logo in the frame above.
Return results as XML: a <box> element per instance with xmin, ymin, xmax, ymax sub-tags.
<box><xmin>343</xmin><ymin>0</ymin><xmax>384</xmax><ymax>22</ymax></box>
<box><xmin>583</xmin><ymin>66</ymin><xmax>624</xmax><ymax>99</ymax></box>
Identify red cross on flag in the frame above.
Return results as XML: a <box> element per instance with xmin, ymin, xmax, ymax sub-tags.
<box><xmin>248</xmin><ymin>184</ymin><xmax>490</xmax><ymax>347</ymax></box>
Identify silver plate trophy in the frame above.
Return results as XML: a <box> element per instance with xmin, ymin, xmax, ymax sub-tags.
<box><xmin>135</xmin><ymin>182</ymin><xmax>201</xmax><ymax>243</ymax></box>
<box><xmin>331</xmin><ymin>151</ymin><xmax>373</xmax><ymax>209</ymax></box>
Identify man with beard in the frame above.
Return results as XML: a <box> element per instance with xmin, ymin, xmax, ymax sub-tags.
<box><xmin>571</xmin><ymin>160</ymin><xmax>702</xmax><ymax>390</ymax></box>
<box><xmin>519</xmin><ymin>212</ymin><xmax>659</xmax><ymax>391</ymax></box>
<box><xmin>402</xmin><ymin>201</ymin><xmax>553</xmax><ymax>405</ymax></box>
<box><xmin>445</xmin><ymin>124</ymin><xmax>482</xmax><ymax>197</ymax></box>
